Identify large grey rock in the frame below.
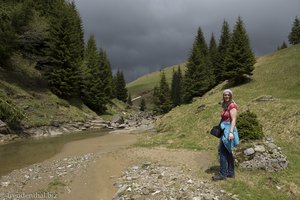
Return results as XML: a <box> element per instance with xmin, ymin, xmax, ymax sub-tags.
<box><xmin>254</xmin><ymin>145</ymin><xmax>266</xmax><ymax>153</ymax></box>
<box><xmin>111</xmin><ymin>115</ymin><xmax>124</xmax><ymax>124</ymax></box>
<box><xmin>239</xmin><ymin>139</ymin><xmax>288</xmax><ymax>172</ymax></box>
<box><xmin>0</xmin><ymin>120</ymin><xmax>10</xmax><ymax>134</ymax></box>
<box><xmin>266</xmin><ymin>142</ymin><xmax>277</xmax><ymax>150</ymax></box>
<box><xmin>244</xmin><ymin>148</ymin><xmax>255</xmax><ymax>156</ymax></box>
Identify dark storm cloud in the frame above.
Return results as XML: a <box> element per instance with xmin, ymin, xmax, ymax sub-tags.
<box><xmin>74</xmin><ymin>0</ymin><xmax>300</xmax><ymax>82</ymax></box>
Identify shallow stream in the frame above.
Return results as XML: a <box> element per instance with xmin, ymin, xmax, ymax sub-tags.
<box><xmin>0</xmin><ymin>130</ymin><xmax>108</xmax><ymax>177</ymax></box>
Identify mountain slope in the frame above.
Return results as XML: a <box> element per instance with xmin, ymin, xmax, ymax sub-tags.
<box><xmin>127</xmin><ymin>63</ymin><xmax>186</xmax><ymax>97</ymax></box>
<box><xmin>126</xmin><ymin>63</ymin><xmax>186</xmax><ymax>108</ymax></box>
<box><xmin>0</xmin><ymin>55</ymin><xmax>128</xmax><ymax>129</ymax></box>
<box><xmin>136</xmin><ymin>44</ymin><xmax>300</xmax><ymax>199</ymax></box>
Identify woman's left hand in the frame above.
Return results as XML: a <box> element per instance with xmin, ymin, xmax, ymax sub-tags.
<box><xmin>229</xmin><ymin>132</ymin><xmax>234</xmax><ymax>140</ymax></box>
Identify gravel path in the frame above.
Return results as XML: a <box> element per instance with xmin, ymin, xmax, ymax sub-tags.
<box><xmin>0</xmin><ymin>132</ymin><xmax>238</xmax><ymax>200</ymax></box>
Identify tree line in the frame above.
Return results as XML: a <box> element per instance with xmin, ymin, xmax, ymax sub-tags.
<box><xmin>277</xmin><ymin>16</ymin><xmax>300</xmax><ymax>50</ymax></box>
<box><xmin>0</xmin><ymin>0</ymin><xmax>128</xmax><ymax>114</ymax></box>
<box><xmin>153</xmin><ymin>15</ymin><xmax>300</xmax><ymax>115</ymax></box>
<box><xmin>153</xmin><ymin>17</ymin><xmax>256</xmax><ymax>114</ymax></box>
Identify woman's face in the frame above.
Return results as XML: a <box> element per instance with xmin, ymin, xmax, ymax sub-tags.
<box><xmin>223</xmin><ymin>92</ymin><xmax>231</xmax><ymax>102</ymax></box>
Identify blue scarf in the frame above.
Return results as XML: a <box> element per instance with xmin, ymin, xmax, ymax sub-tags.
<box><xmin>220</xmin><ymin>121</ymin><xmax>239</xmax><ymax>152</ymax></box>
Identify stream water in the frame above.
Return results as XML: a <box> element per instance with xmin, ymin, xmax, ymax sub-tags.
<box><xmin>0</xmin><ymin>130</ymin><xmax>108</xmax><ymax>177</ymax></box>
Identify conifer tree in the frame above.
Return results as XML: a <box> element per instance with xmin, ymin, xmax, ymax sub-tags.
<box><xmin>81</xmin><ymin>35</ymin><xmax>107</xmax><ymax>113</ymax></box>
<box><xmin>112</xmin><ymin>75</ymin><xmax>117</xmax><ymax>98</ymax></box>
<box><xmin>45</xmin><ymin>0</ymin><xmax>84</xmax><ymax>99</ymax></box>
<box><xmin>278</xmin><ymin>41</ymin><xmax>287</xmax><ymax>50</ymax></box>
<box><xmin>209</xmin><ymin>33</ymin><xmax>219</xmax><ymax>84</ymax></box>
<box><xmin>114</xmin><ymin>69</ymin><xmax>128</xmax><ymax>102</ymax></box>
<box><xmin>288</xmin><ymin>16</ymin><xmax>300</xmax><ymax>45</ymax></box>
<box><xmin>0</xmin><ymin>4</ymin><xmax>16</xmax><ymax>66</ymax></box>
<box><xmin>153</xmin><ymin>71</ymin><xmax>172</xmax><ymax>114</ymax></box>
<box><xmin>217</xmin><ymin>20</ymin><xmax>231</xmax><ymax>82</ymax></box>
<box><xmin>183</xmin><ymin>27</ymin><xmax>214</xmax><ymax>103</ymax></box>
<box><xmin>224</xmin><ymin>17</ymin><xmax>255</xmax><ymax>84</ymax></box>
<box><xmin>152</xmin><ymin>86</ymin><xmax>160</xmax><ymax>113</ymax></box>
<box><xmin>171</xmin><ymin>66</ymin><xmax>183</xmax><ymax>107</ymax></box>
<box><xmin>98</xmin><ymin>48</ymin><xmax>113</xmax><ymax>99</ymax></box>
<box><xmin>140</xmin><ymin>98</ymin><xmax>146</xmax><ymax>111</ymax></box>
<box><xmin>84</xmin><ymin>35</ymin><xmax>99</xmax><ymax>68</ymax></box>
<box><xmin>127</xmin><ymin>93</ymin><xmax>133</xmax><ymax>106</ymax></box>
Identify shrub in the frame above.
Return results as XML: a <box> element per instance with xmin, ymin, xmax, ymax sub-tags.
<box><xmin>237</xmin><ymin>110</ymin><xmax>263</xmax><ymax>140</ymax></box>
<box><xmin>0</xmin><ymin>90</ymin><xmax>25</xmax><ymax>127</ymax></box>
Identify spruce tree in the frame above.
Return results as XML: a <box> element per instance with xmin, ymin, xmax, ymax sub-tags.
<box><xmin>112</xmin><ymin>75</ymin><xmax>117</xmax><ymax>98</ymax></box>
<box><xmin>217</xmin><ymin>20</ymin><xmax>231</xmax><ymax>82</ymax></box>
<box><xmin>0</xmin><ymin>4</ymin><xmax>16</xmax><ymax>66</ymax></box>
<box><xmin>81</xmin><ymin>35</ymin><xmax>107</xmax><ymax>113</ymax></box>
<box><xmin>45</xmin><ymin>0</ymin><xmax>84</xmax><ymax>99</ymax></box>
<box><xmin>98</xmin><ymin>48</ymin><xmax>113</xmax><ymax>99</ymax></box>
<box><xmin>288</xmin><ymin>16</ymin><xmax>300</xmax><ymax>45</ymax></box>
<box><xmin>209</xmin><ymin>33</ymin><xmax>219</xmax><ymax>84</ymax></box>
<box><xmin>152</xmin><ymin>86</ymin><xmax>160</xmax><ymax>114</ymax></box>
<box><xmin>114</xmin><ymin>69</ymin><xmax>128</xmax><ymax>102</ymax></box>
<box><xmin>224</xmin><ymin>16</ymin><xmax>255</xmax><ymax>84</ymax></box>
<box><xmin>127</xmin><ymin>93</ymin><xmax>133</xmax><ymax>106</ymax></box>
<box><xmin>140</xmin><ymin>98</ymin><xmax>146</xmax><ymax>111</ymax></box>
<box><xmin>171</xmin><ymin>66</ymin><xmax>183</xmax><ymax>107</ymax></box>
<box><xmin>153</xmin><ymin>71</ymin><xmax>172</xmax><ymax>114</ymax></box>
<box><xmin>278</xmin><ymin>41</ymin><xmax>288</xmax><ymax>50</ymax></box>
<box><xmin>183</xmin><ymin>27</ymin><xmax>214</xmax><ymax>103</ymax></box>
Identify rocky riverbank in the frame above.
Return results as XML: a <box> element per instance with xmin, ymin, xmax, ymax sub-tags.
<box><xmin>113</xmin><ymin>162</ymin><xmax>239</xmax><ymax>200</ymax></box>
<box><xmin>0</xmin><ymin>111</ymin><xmax>155</xmax><ymax>145</ymax></box>
<box><xmin>0</xmin><ymin>153</ymin><xmax>96</xmax><ymax>198</ymax></box>
<box><xmin>0</xmin><ymin>133</ymin><xmax>139</xmax><ymax>200</ymax></box>
<box><xmin>0</xmin><ymin>133</ymin><xmax>236</xmax><ymax>200</ymax></box>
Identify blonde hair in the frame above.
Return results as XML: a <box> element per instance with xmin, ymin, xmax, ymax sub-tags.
<box><xmin>222</xmin><ymin>89</ymin><xmax>234</xmax><ymax>108</ymax></box>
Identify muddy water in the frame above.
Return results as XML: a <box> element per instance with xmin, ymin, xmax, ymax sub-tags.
<box><xmin>0</xmin><ymin>130</ymin><xmax>108</xmax><ymax>177</ymax></box>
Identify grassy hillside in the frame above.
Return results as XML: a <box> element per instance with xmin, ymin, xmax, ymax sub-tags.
<box><xmin>126</xmin><ymin>63</ymin><xmax>186</xmax><ymax>109</ymax></box>
<box><xmin>0</xmin><ymin>55</ymin><xmax>128</xmax><ymax>129</ymax></box>
<box><xmin>136</xmin><ymin>44</ymin><xmax>300</xmax><ymax>199</ymax></box>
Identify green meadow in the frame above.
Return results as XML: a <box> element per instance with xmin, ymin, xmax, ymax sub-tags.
<box><xmin>131</xmin><ymin>44</ymin><xmax>300</xmax><ymax>199</ymax></box>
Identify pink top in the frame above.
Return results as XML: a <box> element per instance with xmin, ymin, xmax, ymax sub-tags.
<box><xmin>221</xmin><ymin>102</ymin><xmax>238</xmax><ymax>122</ymax></box>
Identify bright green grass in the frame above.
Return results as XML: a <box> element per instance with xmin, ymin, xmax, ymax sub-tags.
<box><xmin>135</xmin><ymin>44</ymin><xmax>300</xmax><ymax>199</ymax></box>
<box><xmin>126</xmin><ymin>63</ymin><xmax>186</xmax><ymax>98</ymax></box>
<box><xmin>0</xmin><ymin>55</ymin><xmax>98</xmax><ymax>128</ymax></box>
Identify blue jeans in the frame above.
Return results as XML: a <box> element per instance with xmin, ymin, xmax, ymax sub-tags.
<box><xmin>219</xmin><ymin>140</ymin><xmax>234</xmax><ymax>177</ymax></box>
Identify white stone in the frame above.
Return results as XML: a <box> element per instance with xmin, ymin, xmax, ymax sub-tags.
<box><xmin>220</xmin><ymin>190</ymin><xmax>226</xmax><ymax>194</ymax></box>
<box><xmin>267</xmin><ymin>143</ymin><xmax>277</xmax><ymax>150</ymax></box>
<box><xmin>187</xmin><ymin>179</ymin><xmax>193</xmax><ymax>184</ymax></box>
<box><xmin>276</xmin><ymin>186</ymin><xmax>281</xmax><ymax>190</ymax></box>
<box><xmin>244</xmin><ymin>148</ymin><xmax>255</xmax><ymax>156</ymax></box>
<box><xmin>1</xmin><ymin>181</ymin><xmax>10</xmax><ymax>187</ymax></box>
<box><xmin>151</xmin><ymin>190</ymin><xmax>161</xmax><ymax>195</ymax></box>
<box><xmin>254</xmin><ymin>145</ymin><xmax>266</xmax><ymax>153</ymax></box>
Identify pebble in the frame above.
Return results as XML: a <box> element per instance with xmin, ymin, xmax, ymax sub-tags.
<box><xmin>113</xmin><ymin>163</ymin><xmax>235</xmax><ymax>199</ymax></box>
<box><xmin>1</xmin><ymin>181</ymin><xmax>10</xmax><ymax>187</ymax></box>
<box><xmin>0</xmin><ymin>153</ymin><xmax>95</xmax><ymax>195</ymax></box>
<box><xmin>239</xmin><ymin>139</ymin><xmax>288</xmax><ymax>172</ymax></box>
<box><xmin>244</xmin><ymin>148</ymin><xmax>255</xmax><ymax>156</ymax></box>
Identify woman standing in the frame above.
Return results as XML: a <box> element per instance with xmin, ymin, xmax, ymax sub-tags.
<box><xmin>213</xmin><ymin>89</ymin><xmax>239</xmax><ymax>181</ymax></box>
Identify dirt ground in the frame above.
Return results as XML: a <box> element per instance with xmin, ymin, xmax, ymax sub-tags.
<box><xmin>56</xmin><ymin>132</ymin><xmax>215</xmax><ymax>200</ymax></box>
<box><xmin>4</xmin><ymin>132</ymin><xmax>216</xmax><ymax>200</ymax></box>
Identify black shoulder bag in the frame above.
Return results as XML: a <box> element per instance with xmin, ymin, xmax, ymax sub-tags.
<box><xmin>210</xmin><ymin>106</ymin><xmax>228</xmax><ymax>138</ymax></box>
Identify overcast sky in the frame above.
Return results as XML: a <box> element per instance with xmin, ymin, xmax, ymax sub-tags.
<box><xmin>74</xmin><ymin>0</ymin><xmax>300</xmax><ymax>82</ymax></box>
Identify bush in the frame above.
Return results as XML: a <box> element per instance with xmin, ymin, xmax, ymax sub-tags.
<box><xmin>237</xmin><ymin>110</ymin><xmax>264</xmax><ymax>140</ymax></box>
<box><xmin>0</xmin><ymin>90</ymin><xmax>25</xmax><ymax>127</ymax></box>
